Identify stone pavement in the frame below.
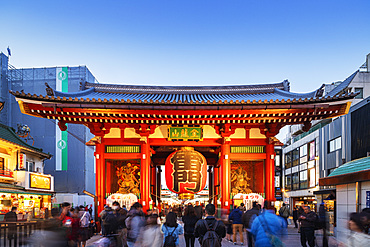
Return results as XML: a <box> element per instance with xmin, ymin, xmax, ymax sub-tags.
<box><xmin>87</xmin><ymin>224</ymin><xmax>340</xmax><ymax>247</ymax></box>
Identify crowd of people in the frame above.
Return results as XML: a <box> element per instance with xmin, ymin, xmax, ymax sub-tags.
<box><xmin>5</xmin><ymin>200</ymin><xmax>368</xmax><ymax>247</ymax></box>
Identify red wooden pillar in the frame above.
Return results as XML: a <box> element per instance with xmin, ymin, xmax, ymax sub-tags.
<box><xmin>220</xmin><ymin>138</ymin><xmax>231</xmax><ymax>212</ymax></box>
<box><xmin>151</xmin><ymin>165</ymin><xmax>156</xmax><ymax>207</ymax></box>
<box><xmin>140</xmin><ymin>137</ymin><xmax>151</xmax><ymax>213</ymax></box>
<box><xmin>213</xmin><ymin>165</ymin><xmax>219</xmax><ymax>204</ymax></box>
<box><xmin>265</xmin><ymin>140</ymin><xmax>275</xmax><ymax>201</ymax></box>
<box><xmin>96</xmin><ymin>142</ymin><xmax>105</xmax><ymax>213</ymax></box>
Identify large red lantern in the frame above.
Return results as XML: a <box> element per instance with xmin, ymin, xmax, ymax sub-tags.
<box><xmin>165</xmin><ymin>147</ymin><xmax>207</xmax><ymax>194</ymax></box>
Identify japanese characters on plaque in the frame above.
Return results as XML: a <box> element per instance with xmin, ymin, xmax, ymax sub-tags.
<box><xmin>168</xmin><ymin>126</ymin><xmax>203</xmax><ymax>141</ymax></box>
<box><xmin>165</xmin><ymin>147</ymin><xmax>207</xmax><ymax>194</ymax></box>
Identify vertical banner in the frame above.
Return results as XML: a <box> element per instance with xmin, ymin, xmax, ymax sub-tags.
<box><xmin>56</xmin><ymin>67</ymin><xmax>68</xmax><ymax>171</ymax></box>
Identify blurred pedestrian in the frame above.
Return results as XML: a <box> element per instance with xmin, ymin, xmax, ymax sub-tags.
<box><xmin>242</xmin><ymin>201</ymin><xmax>260</xmax><ymax>247</ymax></box>
<box><xmin>161</xmin><ymin>212</ymin><xmax>184</xmax><ymax>247</ymax></box>
<box><xmin>99</xmin><ymin>205</ymin><xmax>109</xmax><ymax>236</ymax></box>
<box><xmin>318</xmin><ymin>203</ymin><xmax>328</xmax><ymax>247</ymax></box>
<box><xmin>347</xmin><ymin>212</ymin><xmax>370</xmax><ymax>247</ymax></box>
<box><xmin>78</xmin><ymin>205</ymin><xmax>92</xmax><ymax>247</ymax></box>
<box><xmin>126</xmin><ymin>202</ymin><xmax>145</xmax><ymax>247</ymax></box>
<box><xmin>194</xmin><ymin>204</ymin><xmax>226</xmax><ymax>247</ymax></box>
<box><xmin>298</xmin><ymin>206</ymin><xmax>317</xmax><ymax>247</ymax></box>
<box><xmin>27</xmin><ymin>207</ymin><xmax>69</xmax><ymax>247</ymax></box>
<box><xmin>5</xmin><ymin>207</ymin><xmax>17</xmax><ymax>240</ymax></box>
<box><xmin>182</xmin><ymin>205</ymin><xmax>198</xmax><ymax>247</ymax></box>
<box><xmin>297</xmin><ymin>205</ymin><xmax>304</xmax><ymax>233</ymax></box>
<box><xmin>102</xmin><ymin>206</ymin><xmax>117</xmax><ymax>236</ymax></box>
<box><xmin>293</xmin><ymin>206</ymin><xmax>299</xmax><ymax>228</ymax></box>
<box><xmin>251</xmin><ymin>201</ymin><xmax>287</xmax><ymax>247</ymax></box>
<box><xmin>229</xmin><ymin>204</ymin><xmax>244</xmax><ymax>245</ymax></box>
<box><xmin>141</xmin><ymin>214</ymin><xmax>163</xmax><ymax>247</ymax></box>
<box><xmin>279</xmin><ymin>203</ymin><xmax>290</xmax><ymax>225</ymax></box>
<box><xmin>112</xmin><ymin>201</ymin><xmax>127</xmax><ymax>247</ymax></box>
<box><xmin>194</xmin><ymin>201</ymin><xmax>204</xmax><ymax>220</ymax></box>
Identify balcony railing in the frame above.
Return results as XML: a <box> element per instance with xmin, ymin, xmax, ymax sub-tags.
<box><xmin>0</xmin><ymin>169</ymin><xmax>13</xmax><ymax>178</ymax></box>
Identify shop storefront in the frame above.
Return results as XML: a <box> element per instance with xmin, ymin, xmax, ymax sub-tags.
<box><xmin>0</xmin><ymin>189</ymin><xmax>52</xmax><ymax>220</ymax></box>
<box><xmin>0</xmin><ymin>122</ymin><xmax>54</xmax><ymax>220</ymax></box>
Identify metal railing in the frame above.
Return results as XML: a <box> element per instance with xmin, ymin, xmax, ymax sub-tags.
<box><xmin>0</xmin><ymin>221</ymin><xmax>38</xmax><ymax>247</ymax></box>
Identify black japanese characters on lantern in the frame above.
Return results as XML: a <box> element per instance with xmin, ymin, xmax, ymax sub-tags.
<box><xmin>165</xmin><ymin>147</ymin><xmax>207</xmax><ymax>194</ymax></box>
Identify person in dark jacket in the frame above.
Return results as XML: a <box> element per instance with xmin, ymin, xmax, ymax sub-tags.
<box><xmin>112</xmin><ymin>201</ymin><xmax>127</xmax><ymax>247</ymax></box>
<box><xmin>194</xmin><ymin>201</ymin><xmax>204</xmax><ymax>220</ymax></box>
<box><xmin>182</xmin><ymin>205</ymin><xmax>198</xmax><ymax>247</ymax></box>
<box><xmin>242</xmin><ymin>202</ymin><xmax>260</xmax><ymax>247</ymax></box>
<box><xmin>229</xmin><ymin>204</ymin><xmax>244</xmax><ymax>245</ymax></box>
<box><xmin>5</xmin><ymin>207</ymin><xmax>17</xmax><ymax>240</ymax></box>
<box><xmin>194</xmin><ymin>204</ymin><xmax>226</xmax><ymax>246</ymax></box>
<box><xmin>298</xmin><ymin>205</ymin><xmax>304</xmax><ymax>232</ymax></box>
<box><xmin>298</xmin><ymin>206</ymin><xmax>317</xmax><ymax>247</ymax></box>
<box><xmin>293</xmin><ymin>206</ymin><xmax>299</xmax><ymax>228</ymax></box>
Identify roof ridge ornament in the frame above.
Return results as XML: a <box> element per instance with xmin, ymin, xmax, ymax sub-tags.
<box><xmin>45</xmin><ymin>82</ymin><xmax>54</xmax><ymax>96</ymax></box>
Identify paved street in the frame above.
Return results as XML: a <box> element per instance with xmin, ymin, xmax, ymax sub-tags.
<box><xmin>87</xmin><ymin>224</ymin><xmax>340</xmax><ymax>247</ymax></box>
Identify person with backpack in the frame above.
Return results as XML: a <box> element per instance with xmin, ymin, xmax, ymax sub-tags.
<box><xmin>112</xmin><ymin>201</ymin><xmax>127</xmax><ymax>247</ymax></box>
<box><xmin>251</xmin><ymin>201</ymin><xmax>287</xmax><ymax>247</ymax></box>
<box><xmin>182</xmin><ymin>205</ymin><xmax>199</xmax><ymax>247</ymax></box>
<box><xmin>78</xmin><ymin>205</ymin><xmax>92</xmax><ymax>247</ymax></box>
<box><xmin>229</xmin><ymin>204</ymin><xmax>244</xmax><ymax>245</ymax></box>
<box><xmin>125</xmin><ymin>202</ymin><xmax>145</xmax><ymax>247</ymax></box>
<box><xmin>102</xmin><ymin>206</ymin><xmax>118</xmax><ymax>236</ymax></box>
<box><xmin>242</xmin><ymin>201</ymin><xmax>260</xmax><ymax>247</ymax></box>
<box><xmin>279</xmin><ymin>203</ymin><xmax>290</xmax><ymax>226</ymax></box>
<box><xmin>298</xmin><ymin>206</ymin><xmax>317</xmax><ymax>247</ymax></box>
<box><xmin>161</xmin><ymin>212</ymin><xmax>184</xmax><ymax>247</ymax></box>
<box><xmin>194</xmin><ymin>203</ymin><xmax>226</xmax><ymax>247</ymax></box>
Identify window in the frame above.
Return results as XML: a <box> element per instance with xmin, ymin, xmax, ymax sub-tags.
<box><xmin>292</xmin><ymin>173</ymin><xmax>299</xmax><ymax>190</ymax></box>
<box><xmin>300</xmin><ymin>145</ymin><xmax>307</xmax><ymax>157</ymax></box>
<box><xmin>300</xmin><ymin>170</ymin><xmax>308</xmax><ymax>189</ymax></box>
<box><xmin>26</xmin><ymin>161</ymin><xmax>35</xmax><ymax>172</ymax></box>
<box><xmin>328</xmin><ymin>137</ymin><xmax>342</xmax><ymax>153</ymax></box>
<box><xmin>285</xmin><ymin>175</ymin><xmax>292</xmax><ymax>191</ymax></box>
<box><xmin>0</xmin><ymin>157</ymin><xmax>4</xmax><ymax>171</ymax></box>
<box><xmin>354</xmin><ymin>88</ymin><xmax>363</xmax><ymax>99</ymax></box>
<box><xmin>0</xmin><ymin>157</ymin><xmax>12</xmax><ymax>177</ymax></box>
<box><xmin>309</xmin><ymin>141</ymin><xmax>315</xmax><ymax>160</ymax></box>
<box><xmin>285</xmin><ymin>152</ymin><xmax>292</xmax><ymax>169</ymax></box>
<box><xmin>292</xmin><ymin>148</ymin><xmax>299</xmax><ymax>167</ymax></box>
<box><xmin>309</xmin><ymin>168</ymin><xmax>315</xmax><ymax>187</ymax></box>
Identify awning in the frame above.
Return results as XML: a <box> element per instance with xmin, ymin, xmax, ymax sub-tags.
<box><xmin>319</xmin><ymin>156</ymin><xmax>370</xmax><ymax>186</ymax></box>
<box><xmin>0</xmin><ymin>188</ymin><xmax>53</xmax><ymax>195</ymax></box>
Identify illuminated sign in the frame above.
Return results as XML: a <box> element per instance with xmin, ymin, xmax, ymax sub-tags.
<box><xmin>30</xmin><ymin>174</ymin><xmax>51</xmax><ymax>190</ymax></box>
<box><xmin>168</xmin><ymin>126</ymin><xmax>202</xmax><ymax>141</ymax></box>
<box><xmin>18</xmin><ymin>153</ymin><xmax>26</xmax><ymax>169</ymax></box>
<box><xmin>165</xmin><ymin>147</ymin><xmax>207</xmax><ymax>194</ymax></box>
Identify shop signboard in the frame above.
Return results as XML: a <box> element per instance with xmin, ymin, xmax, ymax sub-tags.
<box><xmin>367</xmin><ymin>191</ymin><xmax>370</xmax><ymax>208</ymax></box>
<box><xmin>30</xmin><ymin>174</ymin><xmax>51</xmax><ymax>190</ymax></box>
<box><xmin>165</xmin><ymin>148</ymin><xmax>207</xmax><ymax>194</ymax></box>
<box><xmin>168</xmin><ymin>126</ymin><xmax>203</xmax><ymax>141</ymax></box>
<box><xmin>18</xmin><ymin>153</ymin><xmax>26</xmax><ymax>169</ymax></box>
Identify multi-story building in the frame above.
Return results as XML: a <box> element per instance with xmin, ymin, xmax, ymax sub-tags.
<box><xmin>281</xmin><ymin>53</ymin><xmax>370</xmax><ymax>233</ymax></box>
<box><xmin>0</xmin><ymin>52</ymin><xmax>97</xmax><ymax>208</ymax></box>
<box><xmin>0</xmin><ymin>111</ymin><xmax>54</xmax><ymax>219</ymax></box>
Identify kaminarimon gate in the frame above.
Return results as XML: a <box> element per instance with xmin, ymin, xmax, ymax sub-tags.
<box><xmin>11</xmin><ymin>80</ymin><xmax>356</xmax><ymax>213</ymax></box>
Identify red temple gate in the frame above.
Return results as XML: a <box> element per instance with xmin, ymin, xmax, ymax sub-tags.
<box><xmin>11</xmin><ymin>80</ymin><xmax>356</xmax><ymax>213</ymax></box>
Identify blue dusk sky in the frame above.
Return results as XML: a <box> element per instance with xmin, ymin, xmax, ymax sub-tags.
<box><xmin>1</xmin><ymin>0</ymin><xmax>369</xmax><ymax>94</ymax></box>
